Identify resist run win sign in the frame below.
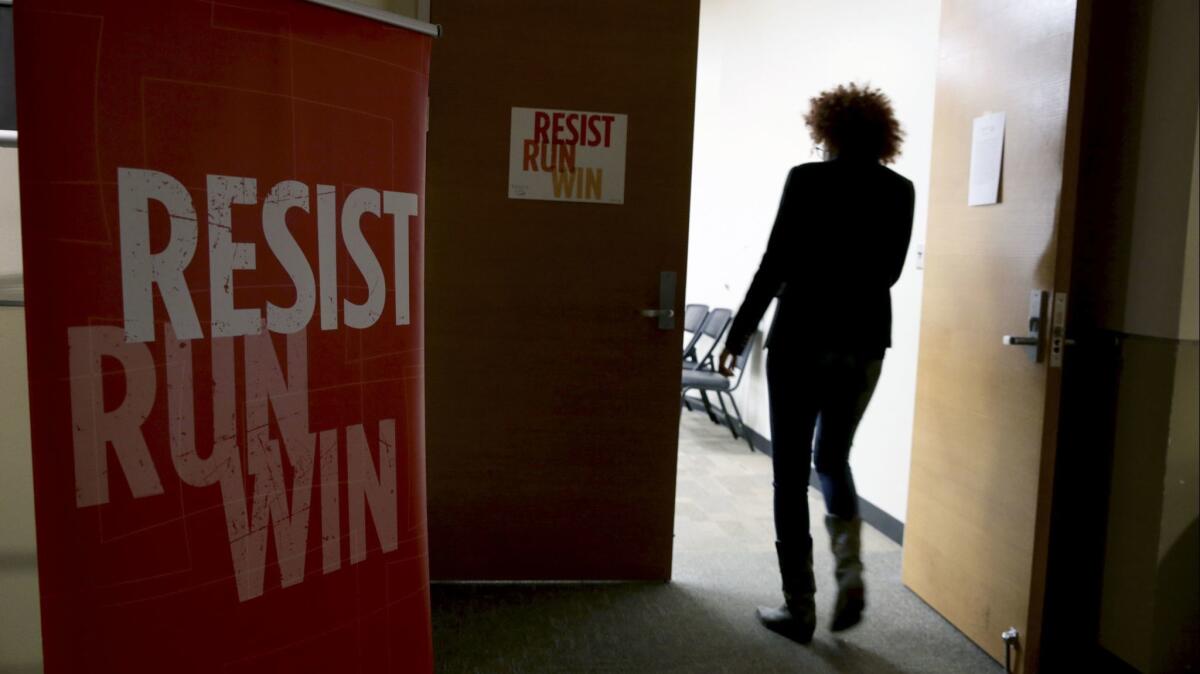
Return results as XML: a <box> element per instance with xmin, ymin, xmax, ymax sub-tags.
<box><xmin>508</xmin><ymin>107</ymin><xmax>627</xmax><ymax>205</ymax></box>
<box><xmin>13</xmin><ymin>1</ymin><xmax>434</xmax><ymax>671</ymax></box>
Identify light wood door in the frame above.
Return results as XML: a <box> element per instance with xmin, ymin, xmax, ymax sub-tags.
<box><xmin>902</xmin><ymin>1</ymin><xmax>1089</xmax><ymax>671</ymax></box>
<box><xmin>423</xmin><ymin>1</ymin><xmax>699</xmax><ymax>580</ymax></box>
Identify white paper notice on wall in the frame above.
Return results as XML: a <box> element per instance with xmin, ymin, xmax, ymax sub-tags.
<box><xmin>968</xmin><ymin>111</ymin><xmax>1005</xmax><ymax>206</ymax></box>
<box><xmin>509</xmin><ymin>107</ymin><xmax>627</xmax><ymax>205</ymax></box>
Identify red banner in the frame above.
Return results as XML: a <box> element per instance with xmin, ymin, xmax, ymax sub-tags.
<box><xmin>14</xmin><ymin>1</ymin><xmax>432</xmax><ymax>671</ymax></box>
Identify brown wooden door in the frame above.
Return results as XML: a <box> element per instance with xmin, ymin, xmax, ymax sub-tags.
<box><xmin>423</xmin><ymin>1</ymin><xmax>699</xmax><ymax>580</ymax></box>
<box><xmin>902</xmin><ymin>1</ymin><xmax>1090</xmax><ymax>671</ymax></box>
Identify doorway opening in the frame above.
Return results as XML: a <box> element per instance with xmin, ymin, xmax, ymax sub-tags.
<box><xmin>671</xmin><ymin>0</ymin><xmax>1000</xmax><ymax>670</ymax></box>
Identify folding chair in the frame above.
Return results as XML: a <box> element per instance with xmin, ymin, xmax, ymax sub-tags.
<box><xmin>679</xmin><ymin>308</ymin><xmax>732</xmax><ymax>423</ymax></box>
<box><xmin>683</xmin><ymin>307</ymin><xmax>731</xmax><ymax>372</ymax></box>
<box><xmin>681</xmin><ymin>339</ymin><xmax>755</xmax><ymax>451</ymax></box>
<box><xmin>682</xmin><ymin>304</ymin><xmax>709</xmax><ymax>364</ymax></box>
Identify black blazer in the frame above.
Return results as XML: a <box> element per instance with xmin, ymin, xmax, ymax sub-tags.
<box><xmin>725</xmin><ymin>159</ymin><xmax>915</xmax><ymax>359</ymax></box>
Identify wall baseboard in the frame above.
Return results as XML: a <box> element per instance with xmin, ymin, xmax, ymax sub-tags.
<box><xmin>681</xmin><ymin>396</ymin><xmax>905</xmax><ymax>545</ymax></box>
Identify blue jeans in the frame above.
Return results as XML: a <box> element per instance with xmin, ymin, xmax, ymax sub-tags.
<box><xmin>766</xmin><ymin>349</ymin><xmax>883</xmax><ymax>550</ymax></box>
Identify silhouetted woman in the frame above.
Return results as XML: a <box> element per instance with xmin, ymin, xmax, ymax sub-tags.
<box><xmin>718</xmin><ymin>83</ymin><xmax>914</xmax><ymax>643</ymax></box>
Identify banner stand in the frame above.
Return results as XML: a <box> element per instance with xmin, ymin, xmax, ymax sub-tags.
<box><xmin>15</xmin><ymin>2</ymin><xmax>435</xmax><ymax>671</ymax></box>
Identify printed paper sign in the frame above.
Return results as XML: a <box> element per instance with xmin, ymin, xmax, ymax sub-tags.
<box><xmin>509</xmin><ymin>107</ymin><xmax>627</xmax><ymax>204</ymax></box>
<box><xmin>14</xmin><ymin>1</ymin><xmax>433</xmax><ymax>671</ymax></box>
<box><xmin>968</xmin><ymin>111</ymin><xmax>1006</xmax><ymax>206</ymax></box>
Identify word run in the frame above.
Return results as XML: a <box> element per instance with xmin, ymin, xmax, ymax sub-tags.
<box><xmin>521</xmin><ymin>111</ymin><xmax>614</xmax><ymax>200</ymax></box>
<box><xmin>67</xmin><ymin>168</ymin><xmax>417</xmax><ymax>602</ymax></box>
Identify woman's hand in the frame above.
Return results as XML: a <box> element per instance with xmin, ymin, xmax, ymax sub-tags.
<box><xmin>718</xmin><ymin>349</ymin><xmax>736</xmax><ymax>377</ymax></box>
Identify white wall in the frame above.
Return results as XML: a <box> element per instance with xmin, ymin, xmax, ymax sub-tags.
<box><xmin>0</xmin><ymin>144</ymin><xmax>41</xmax><ymax>672</ymax></box>
<box><xmin>0</xmin><ymin>307</ymin><xmax>40</xmax><ymax>673</ymax></box>
<box><xmin>0</xmin><ymin>147</ymin><xmax>20</xmax><ymax>276</ymax></box>
<box><xmin>351</xmin><ymin>0</ymin><xmax>422</xmax><ymax>20</ymax></box>
<box><xmin>686</xmin><ymin>0</ymin><xmax>942</xmax><ymax>522</ymax></box>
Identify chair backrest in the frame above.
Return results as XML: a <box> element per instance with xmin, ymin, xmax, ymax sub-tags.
<box><xmin>682</xmin><ymin>304</ymin><xmax>709</xmax><ymax>359</ymax></box>
<box><xmin>692</xmin><ymin>308</ymin><xmax>732</xmax><ymax>368</ymax></box>
<box><xmin>683</xmin><ymin>304</ymin><xmax>709</xmax><ymax>333</ymax></box>
<box><xmin>701</xmin><ymin>307</ymin><xmax>732</xmax><ymax>339</ymax></box>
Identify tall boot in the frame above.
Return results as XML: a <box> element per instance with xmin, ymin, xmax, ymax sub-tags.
<box><xmin>756</xmin><ymin>539</ymin><xmax>817</xmax><ymax>643</ymax></box>
<box><xmin>825</xmin><ymin>514</ymin><xmax>865</xmax><ymax>631</ymax></box>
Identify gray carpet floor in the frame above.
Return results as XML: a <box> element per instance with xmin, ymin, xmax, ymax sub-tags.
<box><xmin>430</xmin><ymin>411</ymin><xmax>1003</xmax><ymax>673</ymax></box>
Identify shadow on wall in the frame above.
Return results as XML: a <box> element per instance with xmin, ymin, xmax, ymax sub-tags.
<box><xmin>1154</xmin><ymin>518</ymin><xmax>1200</xmax><ymax>672</ymax></box>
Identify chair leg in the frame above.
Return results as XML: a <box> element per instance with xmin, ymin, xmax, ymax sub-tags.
<box><xmin>726</xmin><ymin>392</ymin><xmax>755</xmax><ymax>452</ymax></box>
<box><xmin>699</xmin><ymin>390</ymin><xmax>719</xmax><ymax>424</ymax></box>
<box><xmin>680</xmin><ymin>388</ymin><xmax>693</xmax><ymax>412</ymax></box>
<box><xmin>715</xmin><ymin>391</ymin><xmax>738</xmax><ymax>440</ymax></box>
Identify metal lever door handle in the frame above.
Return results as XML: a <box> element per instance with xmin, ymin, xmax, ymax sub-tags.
<box><xmin>645</xmin><ymin>272</ymin><xmax>677</xmax><ymax>331</ymax></box>
<box><xmin>1004</xmin><ymin>290</ymin><xmax>1048</xmax><ymax>362</ymax></box>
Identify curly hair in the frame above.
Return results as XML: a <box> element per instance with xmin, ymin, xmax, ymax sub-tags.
<box><xmin>804</xmin><ymin>83</ymin><xmax>904</xmax><ymax>164</ymax></box>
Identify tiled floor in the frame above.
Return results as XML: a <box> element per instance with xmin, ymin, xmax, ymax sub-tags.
<box><xmin>673</xmin><ymin>406</ymin><xmax>896</xmax><ymax>574</ymax></box>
